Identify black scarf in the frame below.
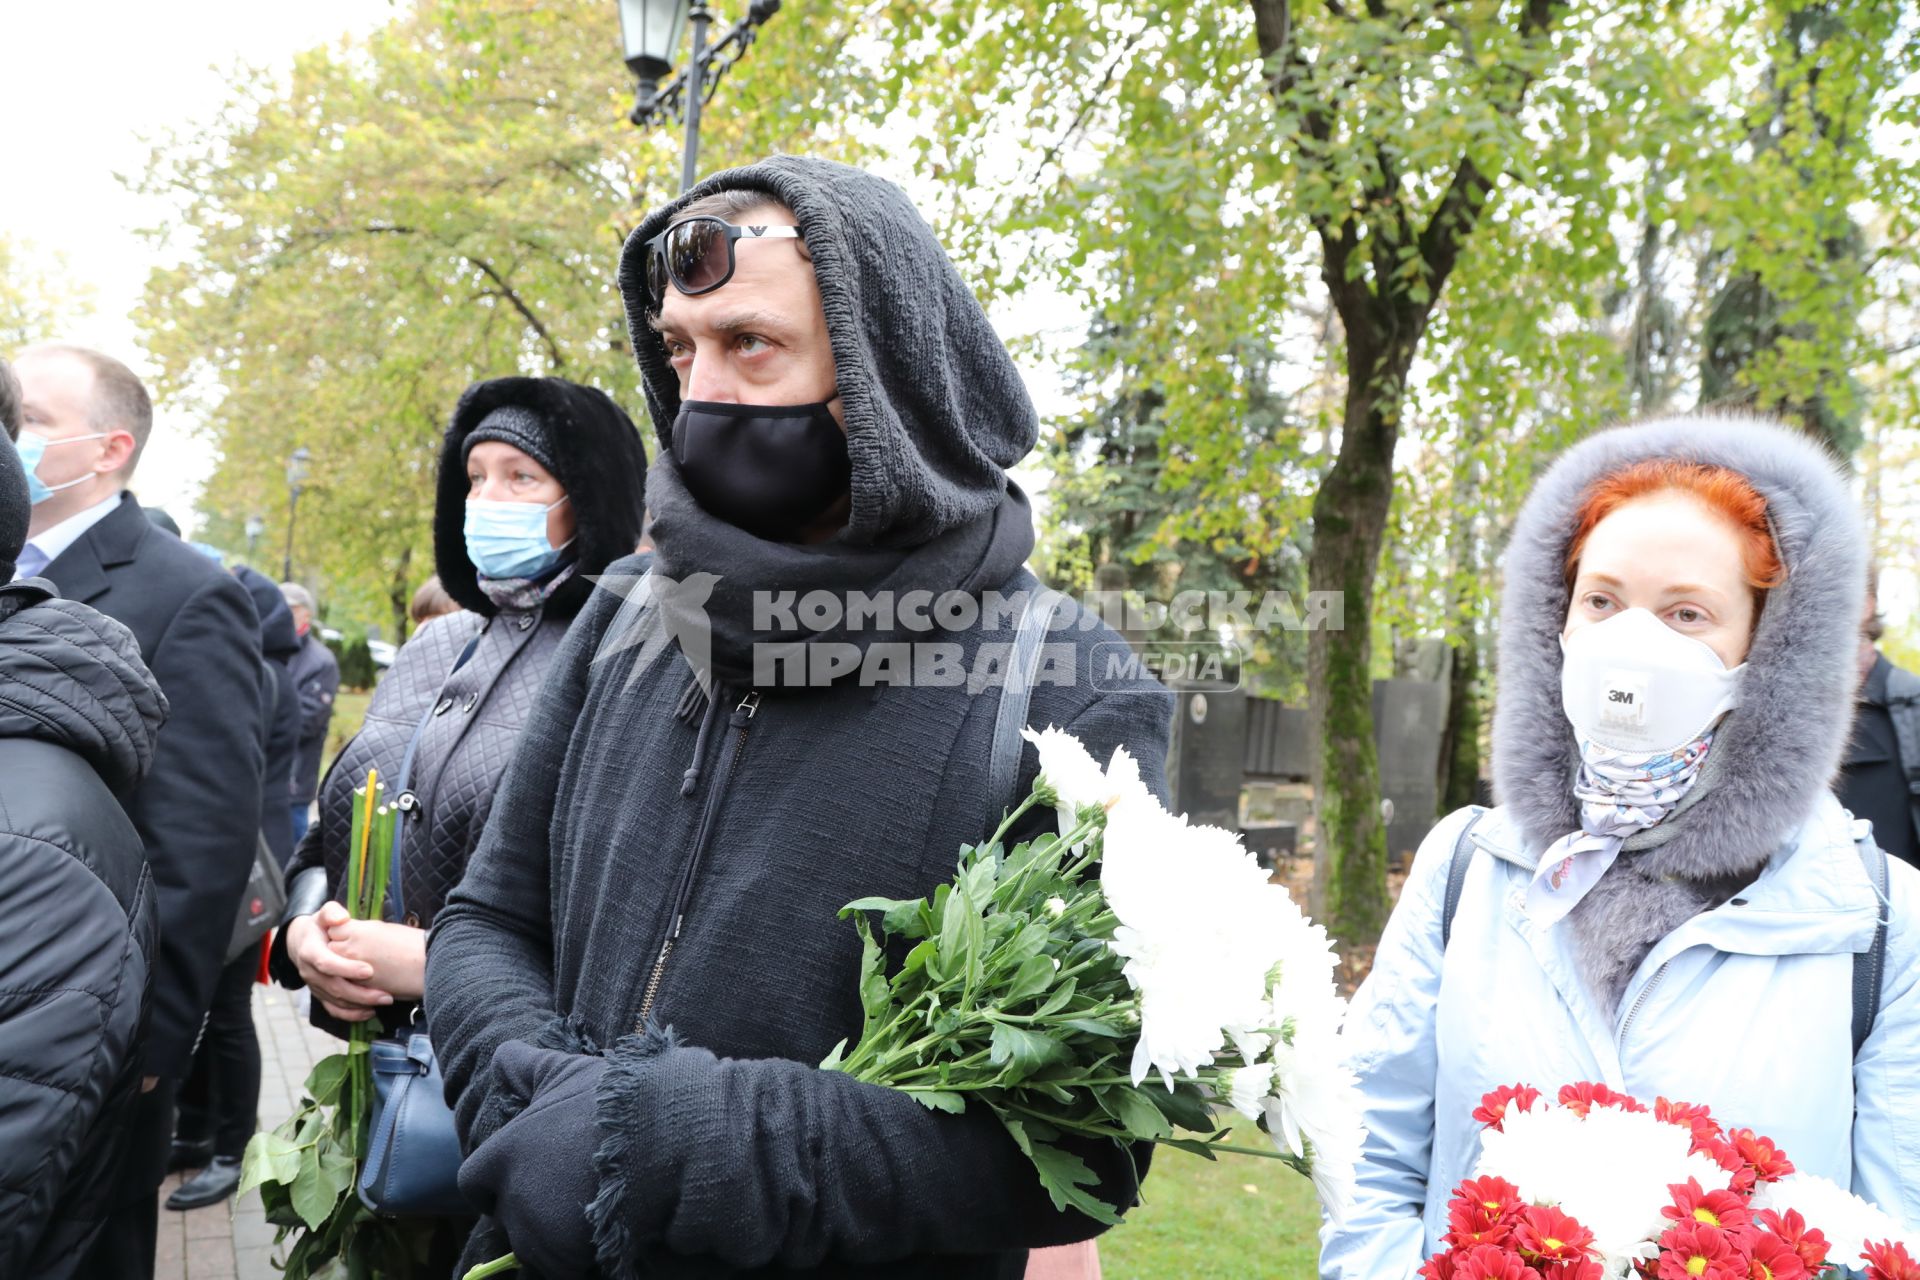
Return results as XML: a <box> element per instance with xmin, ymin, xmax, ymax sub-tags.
<box><xmin>643</xmin><ymin>455</ymin><xmax>1035</xmax><ymax>690</ymax></box>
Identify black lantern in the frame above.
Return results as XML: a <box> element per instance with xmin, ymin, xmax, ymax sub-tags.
<box><xmin>619</xmin><ymin>0</ymin><xmax>691</xmax><ymax>119</ymax></box>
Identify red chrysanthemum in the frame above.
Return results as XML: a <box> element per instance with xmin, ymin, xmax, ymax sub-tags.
<box><xmin>1663</xmin><ymin>1179</ymin><xmax>1756</xmax><ymax>1244</ymax></box>
<box><xmin>1656</xmin><ymin>1222</ymin><xmax>1745</xmax><ymax>1280</ymax></box>
<box><xmin>1420</xmin><ymin>1254</ymin><xmax>1457</xmax><ymax>1280</ymax></box>
<box><xmin>1745</xmin><ymin>1232</ymin><xmax>1809</xmax><ymax>1280</ymax></box>
<box><xmin>1514</xmin><ymin>1206</ymin><xmax>1596</xmax><ymax>1263</ymax></box>
<box><xmin>1756</xmin><ymin>1208</ymin><xmax>1829</xmax><ymax>1272</ymax></box>
<box><xmin>1538</xmin><ymin>1261</ymin><xmax>1602</xmax><ymax>1280</ymax></box>
<box><xmin>1700</xmin><ymin>1139</ymin><xmax>1758</xmax><ymax>1196</ymax></box>
<box><xmin>1452</xmin><ymin>1244</ymin><xmax>1545</xmax><ymax>1280</ymax></box>
<box><xmin>1475</xmin><ymin>1084</ymin><xmax>1545</xmax><ymax>1133</ymax></box>
<box><xmin>1864</xmin><ymin>1240</ymin><xmax>1920</xmax><ymax>1280</ymax></box>
<box><xmin>1557</xmin><ymin>1081</ymin><xmax>1648</xmax><ymax>1117</ymax></box>
<box><xmin>1724</xmin><ymin>1129</ymin><xmax>1795</xmax><ymax>1184</ymax></box>
<box><xmin>1656</xmin><ymin>1096</ymin><xmax>1725</xmax><ymax>1148</ymax></box>
<box><xmin>1447</xmin><ymin>1176</ymin><xmax>1526</xmax><ymax>1248</ymax></box>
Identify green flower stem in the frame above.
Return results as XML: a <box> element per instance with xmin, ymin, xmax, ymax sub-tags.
<box><xmin>460</xmin><ymin>1253</ymin><xmax>520</xmax><ymax>1279</ymax></box>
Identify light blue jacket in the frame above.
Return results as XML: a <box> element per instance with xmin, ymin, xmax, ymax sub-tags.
<box><xmin>1320</xmin><ymin>793</ymin><xmax>1920</xmax><ymax>1279</ymax></box>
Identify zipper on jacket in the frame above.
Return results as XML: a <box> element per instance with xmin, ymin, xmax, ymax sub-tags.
<box><xmin>635</xmin><ymin>689</ymin><xmax>760</xmax><ymax>1028</ymax></box>
<box><xmin>1616</xmin><ymin>960</ymin><xmax>1668</xmax><ymax>1048</ymax></box>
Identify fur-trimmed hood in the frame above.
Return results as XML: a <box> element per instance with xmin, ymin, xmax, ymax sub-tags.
<box><xmin>615</xmin><ymin>155</ymin><xmax>1038</xmax><ymax>551</ymax></box>
<box><xmin>1491</xmin><ymin>415</ymin><xmax>1868</xmax><ymax>1004</ymax></box>
<box><xmin>432</xmin><ymin>377</ymin><xmax>649</xmax><ymax>619</ymax></box>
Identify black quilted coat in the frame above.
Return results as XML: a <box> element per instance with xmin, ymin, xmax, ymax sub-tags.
<box><xmin>271</xmin><ymin>377</ymin><xmax>648</xmax><ymax>1037</ymax></box>
<box><xmin>0</xmin><ymin>580</ymin><xmax>166</xmax><ymax>1277</ymax></box>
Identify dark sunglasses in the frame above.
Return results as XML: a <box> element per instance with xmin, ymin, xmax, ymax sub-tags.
<box><xmin>643</xmin><ymin>216</ymin><xmax>805</xmax><ymax>310</ymax></box>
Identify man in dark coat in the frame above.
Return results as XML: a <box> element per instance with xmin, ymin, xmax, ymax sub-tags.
<box><xmin>0</xmin><ymin>426</ymin><xmax>169</xmax><ymax>1277</ymax></box>
<box><xmin>167</xmin><ymin>565</ymin><xmax>304</xmax><ymax>1209</ymax></box>
<box><xmin>426</xmin><ymin>158</ymin><xmax>1174</xmax><ymax>1279</ymax></box>
<box><xmin>10</xmin><ymin>344</ymin><xmax>265</xmax><ymax>1277</ymax></box>
<box><xmin>280</xmin><ymin>581</ymin><xmax>338</xmax><ymax>844</ymax></box>
<box><xmin>1838</xmin><ymin>585</ymin><xmax>1920</xmax><ymax>869</ymax></box>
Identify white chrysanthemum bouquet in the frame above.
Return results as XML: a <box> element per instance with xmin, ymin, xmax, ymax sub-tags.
<box><xmin>820</xmin><ymin>726</ymin><xmax>1367</xmax><ymax>1225</ymax></box>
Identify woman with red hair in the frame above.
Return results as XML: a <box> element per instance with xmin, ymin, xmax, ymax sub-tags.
<box><xmin>1322</xmin><ymin>417</ymin><xmax>1920</xmax><ymax>1277</ymax></box>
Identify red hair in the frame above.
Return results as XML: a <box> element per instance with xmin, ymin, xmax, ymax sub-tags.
<box><xmin>1564</xmin><ymin>460</ymin><xmax>1787</xmax><ymax>606</ymax></box>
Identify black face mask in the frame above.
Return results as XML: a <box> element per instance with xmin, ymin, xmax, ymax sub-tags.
<box><xmin>670</xmin><ymin>400</ymin><xmax>852</xmax><ymax>541</ymax></box>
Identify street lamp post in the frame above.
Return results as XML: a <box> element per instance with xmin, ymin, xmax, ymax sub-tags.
<box><xmin>282</xmin><ymin>447</ymin><xmax>311</xmax><ymax>582</ymax></box>
<box><xmin>618</xmin><ymin>0</ymin><xmax>782</xmax><ymax>194</ymax></box>
<box><xmin>245</xmin><ymin>514</ymin><xmax>266</xmax><ymax>566</ymax></box>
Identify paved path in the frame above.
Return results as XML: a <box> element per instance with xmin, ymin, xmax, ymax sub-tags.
<box><xmin>155</xmin><ymin>982</ymin><xmax>344</xmax><ymax>1279</ymax></box>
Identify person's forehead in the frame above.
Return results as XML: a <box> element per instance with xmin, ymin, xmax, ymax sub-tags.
<box><xmin>17</xmin><ymin>350</ymin><xmax>95</xmax><ymax>404</ymax></box>
<box><xmin>1580</xmin><ymin>497</ymin><xmax>1743</xmax><ymax>581</ymax></box>
<box><xmin>659</xmin><ymin>219</ymin><xmax>819</xmax><ymax>332</ymax></box>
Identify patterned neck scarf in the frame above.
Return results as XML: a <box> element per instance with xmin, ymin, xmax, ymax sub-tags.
<box><xmin>476</xmin><ymin>557</ymin><xmax>578</xmax><ymax>615</ymax></box>
<box><xmin>1525</xmin><ymin>731</ymin><xmax>1715</xmax><ymax>927</ymax></box>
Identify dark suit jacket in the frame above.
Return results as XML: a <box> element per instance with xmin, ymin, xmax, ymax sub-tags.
<box><xmin>42</xmin><ymin>493</ymin><xmax>266</xmax><ymax>1078</ymax></box>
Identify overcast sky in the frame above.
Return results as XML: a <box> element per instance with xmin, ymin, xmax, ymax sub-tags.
<box><xmin>3</xmin><ymin>2</ymin><xmax>1082</xmax><ymax>541</ymax></box>
<box><xmin>3</xmin><ymin>0</ymin><xmax>408</xmax><ymax>533</ymax></box>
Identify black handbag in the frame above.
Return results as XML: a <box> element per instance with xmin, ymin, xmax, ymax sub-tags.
<box><xmin>226</xmin><ymin>833</ymin><xmax>288</xmax><ymax>964</ymax></box>
<box><xmin>357</xmin><ymin>627</ymin><xmax>481</xmax><ymax>1216</ymax></box>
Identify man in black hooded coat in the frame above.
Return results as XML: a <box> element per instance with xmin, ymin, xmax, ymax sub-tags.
<box><xmin>0</xmin><ymin>427</ymin><xmax>169</xmax><ymax>1276</ymax></box>
<box><xmin>426</xmin><ymin>157</ymin><xmax>1174</xmax><ymax>1279</ymax></box>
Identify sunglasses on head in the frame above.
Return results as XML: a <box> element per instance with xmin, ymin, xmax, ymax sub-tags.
<box><xmin>643</xmin><ymin>216</ymin><xmax>805</xmax><ymax>311</ymax></box>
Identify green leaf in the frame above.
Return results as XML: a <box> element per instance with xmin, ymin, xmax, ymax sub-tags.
<box><xmin>1029</xmin><ymin>1141</ymin><xmax>1120</xmax><ymax>1226</ymax></box>
<box><xmin>853</xmin><ymin>915</ymin><xmax>891</xmax><ymax>1038</ymax></box>
<box><xmin>819</xmin><ymin>1038</ymin><xmax>849</xmax><ymax>1071</ymax></box>
<box><xmin>317</xmin><ymin>1144</ymin><xmax>357</xmax><ymax>1198</ymax></box>
<box><xmin>905</xmin><ymin>1089</ymin><xmax>967</xmax><ymax>1114</ymax></box>
<box><xmin>1101</xmin><ymin>1087</ymin><xmax>1173</xmax><ymax>1141</ymax></box>
<box><xmin>305</xmin><ymin>1054</ymin><xmax>349</xmax><ymax>1107</ymax></box>
<box><xmin>1003</xmin><ymin>954</ymin><xmax>1057</xmax><ymax>1005</ymax></box>
<box><xmin>988</xmin><ymin>1022</ymin><xmax>1068</xmax><ymax>1079</ymax></box>
<box><xmin>1060</xmin><ymin>1016</ymin><xmax>1126</xmax><ymax>1038</ymax></box>
<box><xmin>1146</xmin><ymin>1082</ymin><xmax>1219</xmax><ymax>1134</ymax></box>
<box><xmin>290</xmin><ymin>1145</ymin><xmax>343</xmax><ymax>1231</ymax></box>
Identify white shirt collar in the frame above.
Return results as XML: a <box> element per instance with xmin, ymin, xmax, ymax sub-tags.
<box><xmin>18</xmin><ymin>491</ymin><xmax>126</xmax><ymax>576</ymax></box>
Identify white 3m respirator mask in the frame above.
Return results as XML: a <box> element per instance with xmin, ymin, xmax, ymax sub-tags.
<box><xmin>1560</xmin><ymin>606</ymin><xmax>1744</xmax><ymax>754</ymax></box>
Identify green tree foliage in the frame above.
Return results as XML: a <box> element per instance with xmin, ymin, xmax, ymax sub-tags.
<box><xmin>0</xmin><ymin>234</ymin><xmax>95</xmax><ymax>351</ymax></box>
<box><xmin>135</xmin><ymin>0</ymin><xmax>872</xmax><ymax>637</ymax></box>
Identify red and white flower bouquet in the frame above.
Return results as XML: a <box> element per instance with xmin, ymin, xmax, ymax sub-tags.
<box><xmin>1421</xmin><ymin>1082</ymin><xmax>1917</xmax><ymax>1280</ymax></box>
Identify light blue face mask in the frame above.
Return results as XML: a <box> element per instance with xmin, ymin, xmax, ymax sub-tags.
<box><xmin>463</xmin><ymin>495</ymin><xmax>572</xmax><ymax>580</ymax></box>
<box><xmin>16</xmin><ymin>431</ymin><xmax>108</xmax><ymax>505</ymax></box>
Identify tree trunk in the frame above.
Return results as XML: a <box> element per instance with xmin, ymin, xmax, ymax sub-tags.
<box><xmin>388</xmin><ymin>544</ymin><xmax>414</xmax><ymax>646</ymax></box>
<box><xmin>1437</xmin><ymin>425</ymin><xmax>1484</xmax><ymax>815</ymax></box>
<box><xmin>1306</xmin><ymin>326</ymin><xmax>1407</xmax><ymax>948</ymax></box>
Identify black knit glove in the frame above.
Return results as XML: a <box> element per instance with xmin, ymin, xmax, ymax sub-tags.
<box><xmin>458</xmin><ymin>1040</ymin><xmax>605</xmax><ymax>1276</ymax></box>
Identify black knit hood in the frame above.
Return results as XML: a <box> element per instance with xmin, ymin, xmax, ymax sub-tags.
<box><xmin>433</xmin><ymin>377</ymin><xmax>650</xmax><ymax>619</ymax></box>
<box><xmin>0</xmin><ymin>581</ymin><xmax>169</xmax><ymax>794</ymax></box>
<box><xmin>617</xmin><ymin>155</ymin><xmax>1039</xmax><ymax>551</ymax></box>
<box><xmin>234</xmin><ymin>564</ymin><xmax>300</xmax><ymax>660</ymax></box>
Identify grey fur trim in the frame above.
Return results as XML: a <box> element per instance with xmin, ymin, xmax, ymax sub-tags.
<box><xmin>1490</xmin><ymin>415</ymin><xmax>1866</xmax><ymax>1009</ymax></box>
<box><xmin>587</xmin><ymin>1024</ymin><xmax>686</xmax><ymax>1280</ymax></box>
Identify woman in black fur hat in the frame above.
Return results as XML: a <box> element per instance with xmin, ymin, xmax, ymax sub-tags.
<box><xmin>265</xmin><ymin>376</ymin><xmax>646</xmax><ymax>1266</ymax></box>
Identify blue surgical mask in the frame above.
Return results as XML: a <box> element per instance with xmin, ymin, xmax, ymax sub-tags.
<box><xmin>16</xmin><ymin>431</ymin><xmax>108</xmax><ymax>506</ymax></box>
<box><xmin>463</xmin><ymin>495</ymin><xmax>572</xmax><ymax>580</ymax></box>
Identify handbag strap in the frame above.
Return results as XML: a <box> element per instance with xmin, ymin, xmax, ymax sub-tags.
<box><xmin>386</xmin><ymin>625</ymin><xmax>484</xmax><ymax>924</ymax></box>
<box><xmin>987</xmin><ymin>572</ymin><xmax>1068</xmax><ymax>818</ymax></box>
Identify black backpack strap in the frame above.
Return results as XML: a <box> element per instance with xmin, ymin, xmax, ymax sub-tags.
<box><xmin>1853</xmin><ymin>832</ymin><xmax>1891</xmax><ymax>1058</ymax></box>
<box><xmin>988</xmin><ymin>573</ymin><xmax>1069</xmax><ymax>817</ymax></box>
<box><xmin>1882</xmin><ymin>665</ymin><xmax>1920</xmax><ymax>850</ymax></box>
<box><xmin>1440</xmin><ymin>806</ymin><xmax>1488</xmax><ymax>951</ymax></box>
